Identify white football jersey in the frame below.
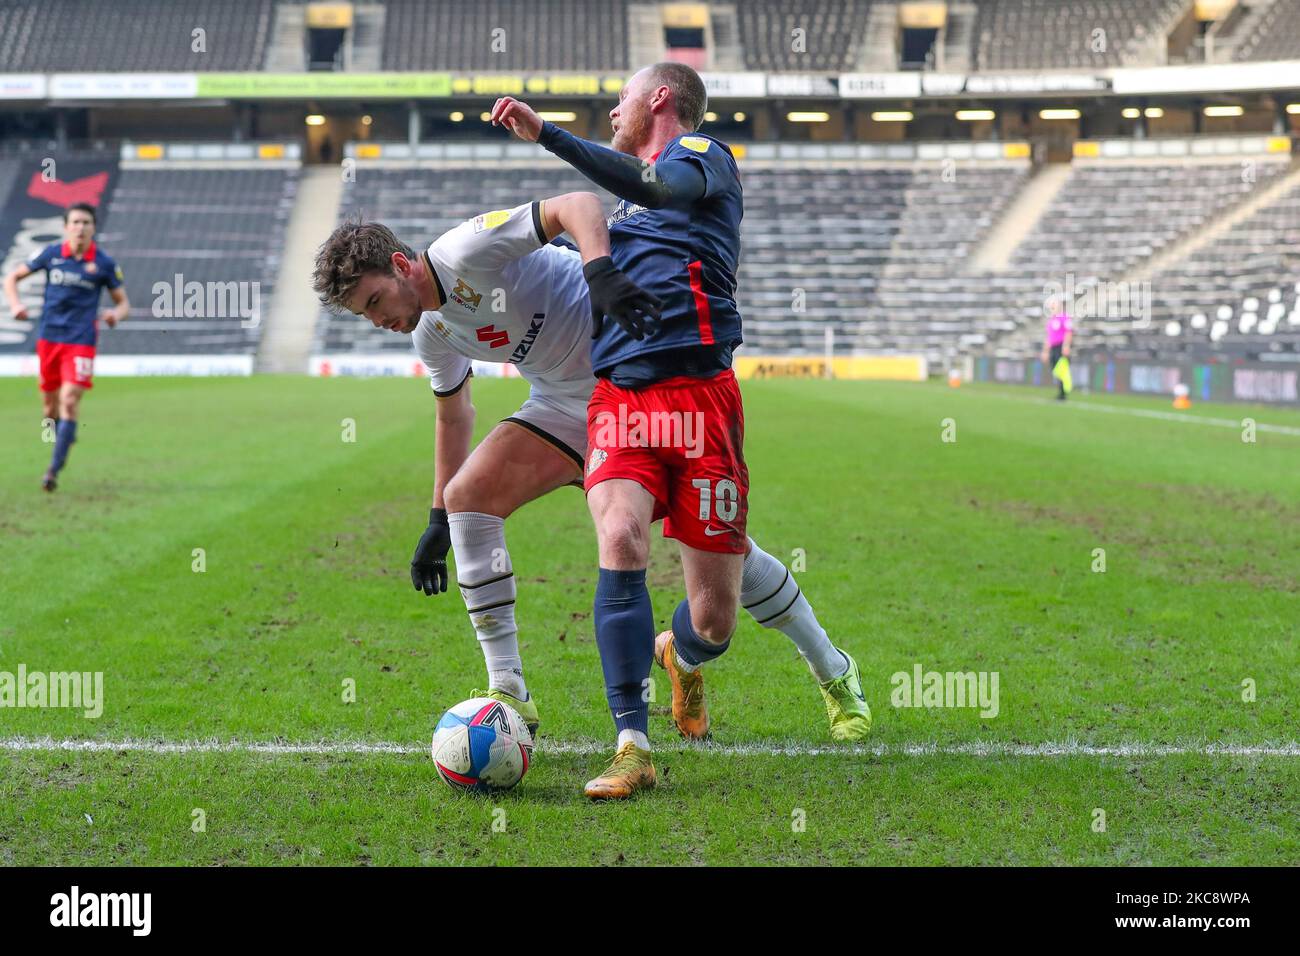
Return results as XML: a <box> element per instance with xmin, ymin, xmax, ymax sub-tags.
<box><xmin>411</xmin><ymin>201</ymin><xmax>594</xmax><ymax>401</ymax></box>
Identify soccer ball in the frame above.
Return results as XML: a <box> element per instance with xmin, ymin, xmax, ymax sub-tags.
<box><xmin>431</xmin><ymin>697</ymin><xmax>534</xmax><ymax>792</ymax></box>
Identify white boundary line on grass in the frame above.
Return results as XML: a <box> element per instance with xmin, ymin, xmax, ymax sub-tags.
<box><xmin>978</xmin><ymin>387</ymin><xmax>1300</xmax><ymax>436</ymax></box>
<box><xmin>2</xmin><ymin>736</ymin><xmax>1298</xmax><ymax>758</ymax></box>
<box><xmin>1061</xmin><ymin>399</ymin><xmax>1300</xmax><ymax>436</ymax></box>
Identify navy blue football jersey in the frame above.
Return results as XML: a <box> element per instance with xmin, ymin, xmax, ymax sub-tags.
<box><xmin>25</xmin><ymin>241</ymin><xmax>123</xmax><ymax>346</ymax></box>
<box><xmin>594</xmin><ymin>133</ymin><xmax>743</xmax><ymax>377</ymax></box>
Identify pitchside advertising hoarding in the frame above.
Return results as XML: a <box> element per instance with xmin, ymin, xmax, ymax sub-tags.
<box><xmin>975</xmin><ymin>354</ymin><xmax>1300</xmax><ymax>406</ymax></box>
<box><xmin>196</xmin><ymin>72</ymin><xmax>453</xmax><ymax>98</ymax></box>
<box><xmin>21</xmin><ymin>62</ymin><xmax>1295</xmax><ymax>103</ymax></box>
<box><xmin>309</xmin><ymin>356</ymin><xmax>527</xmax><ymax>379</ymax></box>
<box><xmin>0</xmin><ymin>354</ymin><xmax>254</xmax><ymax>376</ymax></box>
<box><xmin>733</xmin><ymin>355</ymin><xmax>928</xmax><ymax>380</ymax></box>
<box><xmin>2</xmin><ymin>60</ymin><xmax>1295</xmax><ymax>103</ymax></box>
<box><xmin>308</xmin><ymin>355</ymin><xmax>929</xmax><ymax>380</ymax></box>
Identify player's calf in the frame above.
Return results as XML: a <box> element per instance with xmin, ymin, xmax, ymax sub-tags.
<box><xmin>741</xmin><ymin>538</ymin><xmax>871</xmax><ymax>741</ymax></box>
<box><xmin>46</xmin><ymin>419</ymin><xmax>78</xmax><ymax>482</ymax></box>
<box><xmin>435</xmin><ymin>421</ymin><xmax>581</xmax><ymax>721</ymax></box>
<box><xmin>593</xmin><ymin>567</ymin><xmax>656</xmax><ymax>752</ymax></box>
<box><xmin>448</xmin><ymin>511</ymin><xmax>528</xmax><ymax>702</ymax></box>
<box><xmin>741</xmin><ymin>538</ymin><xmax>847</xmax><ymax>681</ymax></box>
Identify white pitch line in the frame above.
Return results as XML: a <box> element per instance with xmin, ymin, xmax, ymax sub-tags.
<box><xmin>2</xmin><ymin>736</ymin><xmax>1297</xmax><ymax>758</ymax></box>
<box><xmin>975</xmin><ymin>386</ymin><xmax>1300</xmax><ymax>436</ymax></box>
<box><xmin>1060</xmin><ymin>398</ymin><xmax>1300</xmax><ymax>436</ymax></box>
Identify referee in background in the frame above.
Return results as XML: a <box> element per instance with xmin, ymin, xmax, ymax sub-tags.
<box><xmin>1041</xmin><ymin>295</ymin><xmax>1073</xmax><ymax>401</ymax></box>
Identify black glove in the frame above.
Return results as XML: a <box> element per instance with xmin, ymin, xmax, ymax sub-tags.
<box><xmin>584</xmin><ymin>256</ymin><xmax>663</xmax><ymax>341</ymax></box>
<box><xmin>411</xmin><ymin>507</ymin><xmax>451</xmax><ymax>596</ymax></box>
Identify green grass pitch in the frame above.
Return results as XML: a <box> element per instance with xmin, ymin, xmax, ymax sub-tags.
<box><xmin>1</xmin><ymin>375</ymin><xmax>1297</xmax><ymax>865</ymax></box>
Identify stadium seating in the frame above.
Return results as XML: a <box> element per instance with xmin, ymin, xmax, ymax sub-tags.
<box><xmin>736</xmin><ymin>0</ymin><xmax>872</xmax><ymax>72</ymax></box>
<box><xmin>0</xmin><ymin>0</ymin><xmax>274</xmax><ymax>72</ymax></box>
<box><xmin>0</xmin><ymin>157</ymin><xmax>22</xmax><ymax>210</ymax></box>
<box><xmin>736</xmin><ymin>164</ymin><xmax>907</xmax><ymax>352</ymax></box>
<box><xmin>971</xmin><ymin>0</ymin><xmax>1186</xmax><ymax>69</ymax></box>
<box><xmin>93</xmin><ymin>167</ymin><xmax>298</xmax><ymax>355</ymax></box>
<box><xmin>982</xmin><ymin>156</ymin><xmax>1297</xmax><ymax>359</ymax></box>
<box><xmin>740</xmin><ymin>163</ymin><xmax>1032</xmax><ymax>355</ymax></box>
<box><xmin>1231</xmin><ymin>0</ymin><xmax>1300</xmax><ymax>61</ymax></box>
<box><xmin>1008</xmin><ymin>159</ymin><xmax>1288</xmax><ymax>282</ymax></box>
<box><xmin>868</xmin><ymin>164</ymin><xmax>1033</xmax><ymax>354</ymax></box>
<box><xmin>1142</xmin><ymin>181</ymin><xmax>1300</xmax><ymax>356</ymax></box>
<box><xmin>380</xmin><ymin>0</ymin><xmax>630</xmax><ymax>71</ymax></box>
<box><xmin>2</xmin><ymin>0</ymin><xmax>1292</xmax><ymax>74</ymax></box>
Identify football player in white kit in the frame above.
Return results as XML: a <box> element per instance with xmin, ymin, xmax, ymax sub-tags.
<box><xmin>312</xmin><ymin>191</ymin><xmax>870</xmax><ymax>744</ymax></box>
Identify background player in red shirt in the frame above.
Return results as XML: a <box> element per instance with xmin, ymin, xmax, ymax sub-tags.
<box><xmin>3</xmin><ymin>203</ymin><xmax>129</xmax><ymax>491</ymax></box>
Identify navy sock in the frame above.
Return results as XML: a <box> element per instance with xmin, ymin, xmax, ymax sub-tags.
<box><xmin>49</xmin><ymin>419</ymin><xmax>77</xmax><ymax>474</ymax></box>
<box><xmin>593</xmin><ymin>568</ymin><xmax>654</xmax><ymax>738</ymax></box>
<box><xmin>672</xmin><ymin>598</ymin><xmax>731</xmax><ymax>667</ymax></box>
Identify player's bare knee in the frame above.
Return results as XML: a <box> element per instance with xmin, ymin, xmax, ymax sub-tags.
<box><xmin>443</xmin><ymin>476</ymin><xmax>485</xmax><ymax>516</ymax></box>
<box><xmin>597</xmin><ymin>514</ymin><xmax>649</xmax><ymax>567</ymax></box>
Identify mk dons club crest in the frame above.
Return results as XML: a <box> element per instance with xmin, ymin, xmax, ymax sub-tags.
<box><xmin>451</xmin><ymin>278</ymin><xmax>482</xmax><ymax>311</ymax></box>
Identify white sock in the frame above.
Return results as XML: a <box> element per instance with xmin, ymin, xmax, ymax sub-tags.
<box><xmin>674</xmin><ymin>651</ymin><xmax>700</xmax><ymax>673</ymax></box>
<box><xmin>742</xmin><ymin>538</ymin><xmax>848</xmax><ymax>683</ymax></box>
<box><xmin>448</xmin><ymin>511</ymin><xmax>527</xmax><ymax>700</ymax></box>
<box><xmin>617</xmin><ymin>729</ymin><xmax>651</xmax><ymax>751</ymax></box>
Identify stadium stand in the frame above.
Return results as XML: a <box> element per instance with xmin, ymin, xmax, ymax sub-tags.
<box><xmin>972</xmin><ymin>0</ymin><xmax>1187</xmax><ymax>69</ymax></box>
<box><xmin>92</xmin><ymin>166</ymin><xmax>298</xmax><ymax>355</ymax></box>
<box><xmin>982</xmin><ymin>155</ymin><xmax>1298</xmax><ymax>359</ymax></box>
<box><xmin>1231</xmin><ymin>0</ymin><xmax>1300</xmax><ymax>61</ymax></box>
<box><xmin>739</xmin><ymin>163</ymin><xmax>1033</xmax><ymax>356</ymax></box>
<box><xmin>869</xmin><ymin>162</ymin><xmax>1033</xmax><ymax>355</ymax></box>
<box><xmin>0</xmin><ymin>0</ymin><xmax>274</xmax><ymax>72</ymax></box>
<box><xmin>1006</xmin><ymin>158</ymin><xmax>1289</xmax><ymax>282</ymax></box>
<box><xmin>1</xmin><ymin>0</ymin><xmax>1287</xmax><ymax>74</ymax></box>
<box><xmin>1145</xmin><ymin>181</ymin><xmax>1300</xmax><ymax>355</ymax></box>
<box><xmin>0</xmin><ymin>157</ymin><xmax>22</xmax><ymax>213</ymax></box>
<box><xmin>737</xmin><ymin>0</ymin><xmax>872</xmax><ymax>72</ymax></box>
<box><xmin>737</xmin><ymin>164</ymin><xmax>908</xmax><ymax>352</ymax></box>
<box><xmin>380</xmin><ymin>0</ymin><xmax>630</xmax><ymax>71</ymax></box>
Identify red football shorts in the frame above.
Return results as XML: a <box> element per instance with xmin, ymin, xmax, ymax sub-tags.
<box><xmin>37</xmin><ymin>339</ymin><xmax>96</xmax><ymax>392</ymax></box>
<box><xmin>585</xmin><ymin>368</ymin><xmax>749</xmax><ymax>554</ymax></box>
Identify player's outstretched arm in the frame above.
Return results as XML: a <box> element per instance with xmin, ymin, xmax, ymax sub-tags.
<box><xmin>412</xmin><ymin>382</ymin><xmax>476</xmax><ymax>596</ymax></box>
<box><xmin>490</xmin><ymin>98</ymin><xmax>704</xmax><ymax>210</ymax></box>
<box><xmin>540</xmin><ymin>192</ymin><xmax>663</xmax><ymax>340</ymax></box>
<box><xmin>3</xmin><ymin>264</ymin><xmax>32</xmax><ymax>321</ymax></box>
